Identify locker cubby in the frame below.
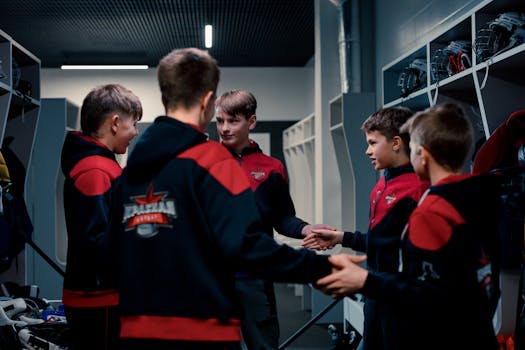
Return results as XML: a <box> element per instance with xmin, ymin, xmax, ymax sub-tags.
<box><xmin>25</xmin><ymin>99</ymin><xmax>79</xmax><ymax>300</ymax></box>
<box><xmin>283</xmin><ymin>114</ymin><xmax>316</xmax><ymax>225</ymax></box>
<box><xmin>0</xmin><ymin>28</ymin><xmax>41</xmax><ymax>286</ymax></box>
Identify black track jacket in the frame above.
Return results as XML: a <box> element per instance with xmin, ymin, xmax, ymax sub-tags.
<box><xmin>362</xmin><ymin>174</ymin><xmax>500</xmax><ymax>350</ymax></box>
<box><xmin>111</xmin><ymin>116</ymin><xmax>332</xmax><ymax>342</ymax></box>
<box><xmin>226</xmin><ymin>141</ymin><xmax>307</xmax><ymax>239</ymax></box>
<box><xmin>61</xmin><ymin>131</ymin><xmax>120</xmax><ymax>308</ymax></box>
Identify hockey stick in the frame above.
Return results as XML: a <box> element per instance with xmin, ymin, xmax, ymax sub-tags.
<box><xmin>23</xmin><ymin>232</ymin><xmax>66</xmax><ymax>278</ymax></box>
<box><xmin>278</xmin><ymin>297</ymin><xmax>341</xmax><ymax>350</ymax></box>
<box><xmin>2</xmin><ymin>185</ymin><xmax>66</xmax><ymax>278</ymax></box>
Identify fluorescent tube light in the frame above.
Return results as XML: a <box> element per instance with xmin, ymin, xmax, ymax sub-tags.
<box><xmin>205</xmin><ymin>25</ymin><xmax>213</xmax><ymax>48</ymax></box>
<box><xmin>60</xmin><ymin>65</ymin><xmax>149</xmax><ymax>70</ymax></box>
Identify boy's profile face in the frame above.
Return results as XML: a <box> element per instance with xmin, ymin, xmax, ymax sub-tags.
<box><xmin>215</xmin><ymin>109</ymin><xmax>255</xmax><ymax>153</ymax></box>
<box><xmin>364</xmin><ymin>130</ymin><xmax>397</xmax><ymax>170</ymax></box>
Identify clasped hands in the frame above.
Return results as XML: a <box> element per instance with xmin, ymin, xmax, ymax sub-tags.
<box><xmin>300</xmin><ymin>225</ymin><xmax>368</xmax><ymax>298</ymax></box>
<box><xmin>315</xmin><ymin>254</ymin><xmax>368</xmax><ymax>299</ymax></box>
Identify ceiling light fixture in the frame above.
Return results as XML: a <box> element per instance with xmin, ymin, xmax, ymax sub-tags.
<box><xmin>60</xmin><ymin>65</ymin><xmax>149</xmax><ymax>70</ymax></box>
<box><xmin>205</xmin><ymin>25</ymin><xmax>213</xmax><ymax>48</ymax></box>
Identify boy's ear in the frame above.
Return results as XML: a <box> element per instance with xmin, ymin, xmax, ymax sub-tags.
<box><xmin>202</xmin><ymin>91</ymin><xmax>214</xmax><ymax>111</ymax></box>
<box><xmin>419</xmin><ymin>145</ymin><xmax>431</xmax><ymax>165</ymax></box>
<box><xmin>110</xmin><ymin>114</ymin><xmax>120</xmax><ymax>134</ymax></box>
<box><xmin>392</xmin><ymin>135</ymin><xmax>403</xmax><ymax>151</ymax></box>
<box><xmin>248</xmin><ymin>114</ymin><xmax>257</xmax><ymax>131</ymax></box>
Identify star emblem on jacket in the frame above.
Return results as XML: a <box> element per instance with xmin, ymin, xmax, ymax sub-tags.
<box><xmin>123</xmin><ymin>183</ymin><xmax>177</xmax><ymax>238</ymax></box>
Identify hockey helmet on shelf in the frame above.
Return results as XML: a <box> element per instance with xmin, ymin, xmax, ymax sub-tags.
<box><xmin>474</xmin><ymin>12</ymin><xmax>525</xmax><ymax>63</ymax></box>
<box><xmin>430</xmin><ymin>40</ymin><xmax>472</xmax><ymax>83</ymax></box>
<box><xmin>397</xmin><ymin>57</ymin><xmax>427</xmax><ymax>97</ymax></box>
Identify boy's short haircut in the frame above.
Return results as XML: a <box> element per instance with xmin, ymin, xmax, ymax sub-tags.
<box><xmin>402</xmin><ymin>103</ymin><xmax>473</xmax><ymax>172</ymax></box>
<box><xmin>215</xmin><ymin>90</ymin><xmax>257</xmax><ymax>119</ymax></box>
<box><xmin>80</xmin><ymin>84</ymin><xmax>143</xmax><ymax>137</ymax></box>
<box><xmin>157</xmin><ymin>48</ymin><xmax>220</xmax><ymax>112</ymax></box>
<box><xmin>360</xmin><ymin>106</ymin><xmax>414</xmax><ymax>154</ymax></box>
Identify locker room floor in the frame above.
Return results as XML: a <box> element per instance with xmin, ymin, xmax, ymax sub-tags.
<box><xmin>275</xmin><ymin>282</ymin><xmax>341</xmax><ymax>350</ymax></box>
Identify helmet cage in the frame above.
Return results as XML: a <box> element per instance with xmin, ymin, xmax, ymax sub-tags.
<box><xmin>431</xmin><ymin>41</ymin><xmax>472</xmax><ymax>83</ymax></box>
<box><xmin>475</xmin><ymin>12</ymin><xmax>525</xmax><ymax>63</ymax></box>
<box><xmin>397</xmin><ymin>58</ymin><xmax>427</xmax><ymax>97</ymax></box>
<box><xmin>430</xmin><ymin>49</ymin><xmax>450</xmax><ymax>83</ymax></box>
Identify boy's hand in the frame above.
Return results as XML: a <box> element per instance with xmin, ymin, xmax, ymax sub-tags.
<box><xmin>301</xmin><ymin>224</ymin><xmax>336</xmax><ymax>237</ymax></box>
<box><xmin>302</xmin><ymin>229</ymin><xmax>343</xmax><ymax>250</ymax></box>
<box><xmin>315</xmin><ymin>254</ymin><xmax>368</xmax><ymax>298</ymax></box>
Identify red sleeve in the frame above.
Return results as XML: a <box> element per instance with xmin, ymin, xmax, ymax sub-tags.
<box><xmin>178</xmin><ymin>141</ymin><xmax>250</xmax><ymax>195</ymax></box>
<box><xmin>71</xmin><ymin>156</ymin><xmax>122</xmax><ymax>196</ymax></box>
<box><xmin>408</xmin><ymin>194</ymin><xmax>465</xmax><ymax>250</ymax></box>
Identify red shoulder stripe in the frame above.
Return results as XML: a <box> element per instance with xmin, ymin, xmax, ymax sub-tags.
<box><xmin>178</xmin><ymin>141</ymin><xmax>250</xmax><ymax>195</ymax></box>
<box><xmin>70</xmin><ymin>155</ymin><xmax>122</xmax><ymax>196</ymax></box>
<box><xmin>408</xmin><ymin>194</ymin><xmax>465</xmax><ymax>250</ymax></box>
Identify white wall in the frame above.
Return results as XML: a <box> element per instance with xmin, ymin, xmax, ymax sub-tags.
<box><xmin>42</xmin><ymin>66</ymin><xmax>315</xmax><ymax>123</ymax></box>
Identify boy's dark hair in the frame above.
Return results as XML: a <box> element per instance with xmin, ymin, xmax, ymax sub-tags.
<box><xmin>215</xmin><ymin>90</ymin><xmax>257</xmax><ymax>119</ymax></box>
<box><xmin>360</xmin><ymin>107</ymin><xmax>413</xmax><ymax>154</ymax></box>
<box><xmin>402</xmin><ymin>103</ymin><xmax>473</xmax><ymax>172</ymax></box>
<box><xmin>80</xmin><ymin>84</ymin><xmax>143</xmax><ymax>137</ymax></box>
<box><xmin>157</xmin><ymin>48</ymin><xmax>220</xmax><ymax>112</ymax></box>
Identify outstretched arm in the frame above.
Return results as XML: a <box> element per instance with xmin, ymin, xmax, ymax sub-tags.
<box><xmin>316</xmin><ymin>254</ymin><xmax>368</xmax><ymax>298</ymax></box>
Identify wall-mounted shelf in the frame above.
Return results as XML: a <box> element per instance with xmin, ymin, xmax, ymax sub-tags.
<box><xmin>382</xmin><ymin>0</ymin><xmax>525</xmax><ymax>141</ymax></box>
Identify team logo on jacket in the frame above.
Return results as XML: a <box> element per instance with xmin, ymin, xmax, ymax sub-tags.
<box><xmin>122</xmin><ymin>184</ymin><xmax>177</xmax><ymax>238</ymax></box>
<box><xmin>250</xmin><ymin>168</ymin><xmax>266</xmax><ymax>180</ymax></box>
<box><xmin>417</xmin><ymin>261</ymin><xmax>440</xmax><ymax>281</ymax></box>
<box><xmin>385</xmin><ymin>192</ymin><xmax>397</xmax><ymax>205</ymax></box>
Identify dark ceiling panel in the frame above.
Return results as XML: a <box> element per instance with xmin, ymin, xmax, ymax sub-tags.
<box><xmin>0</xmin><ymin>0</ymin><xmax>314</xmax><ymax>68</ymax></box>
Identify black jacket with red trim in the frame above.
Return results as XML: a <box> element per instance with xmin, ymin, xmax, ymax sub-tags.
<box><xmin>340</xmin><ymin>165</ymin><xmax>428</xmax><ymax>350</ymax></box>
<box><xmin>342</xmin><ymin>165</ymin><xmax>429</xmax><ymax>273</ymax></box>
<box><xmin>111</xmin><ymin>116</ymin><xmax>332</xmax><ymax>342</ymax></box>
<box><xmin>362</xmin><ymin>174</ymin><xmax>500</xmax><ymax>350</ymax></box>
<box><xmin>60</xmin><ymin>131</ymin><xmax>120</xmax><ymax>308</ymax></box>
<box><xmin>226</xmin><ymin>141</ymin><xmax>307</xmax><ymax>239</ymax></box>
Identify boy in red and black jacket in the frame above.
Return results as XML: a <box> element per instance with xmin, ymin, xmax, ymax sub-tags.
<box><xmin>61</xmin><ymin>84</ymin><xmax>142</xmax><ymax>350</ymax></box>
<box><xmin>215</xmin><ymin>90</ymin><xmax>334</xmax><ymax>350</ymax></box>
<box><xmin>302</xmin><ymin>107</ymin><xmax>429</xmax><ymax>349</ymax></box>
<box><xmin>319</xmin><ymin>103</ymin><xmax>501</xmax><ymax>350</ymax></box>
<box><xmin>110</xmin><ymin>48</ymin><xmax>352</xmax><ymax>350</ymax></box>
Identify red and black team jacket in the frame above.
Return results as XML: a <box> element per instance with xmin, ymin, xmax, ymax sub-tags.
<box><xmin>339</xmin><ymin>165</ymin><xmax>428</xmax><ymax>350</ymax></box>
<box><xmin>111</xmin><ymin>116</ymin><xmax>332</xmax><ymax>343</ymax></box>
<box><xmin>341</xmin><ymin>165</ymin><xmax>429</xmax><ymax>273</ymax></box>
<box><xmin>225</xmin><ymin>140</ymin><xmax>307</xmax><ymax>239</ymax></box>
<box><xmin>60</xmin><ymin>131</ymin><xmax>120</xmax><ymax>308</ymax></box>
<box><xmin>362</xmin><ymin>174</ymin><xmax>501</xmax><ymax>350</ymax></box>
